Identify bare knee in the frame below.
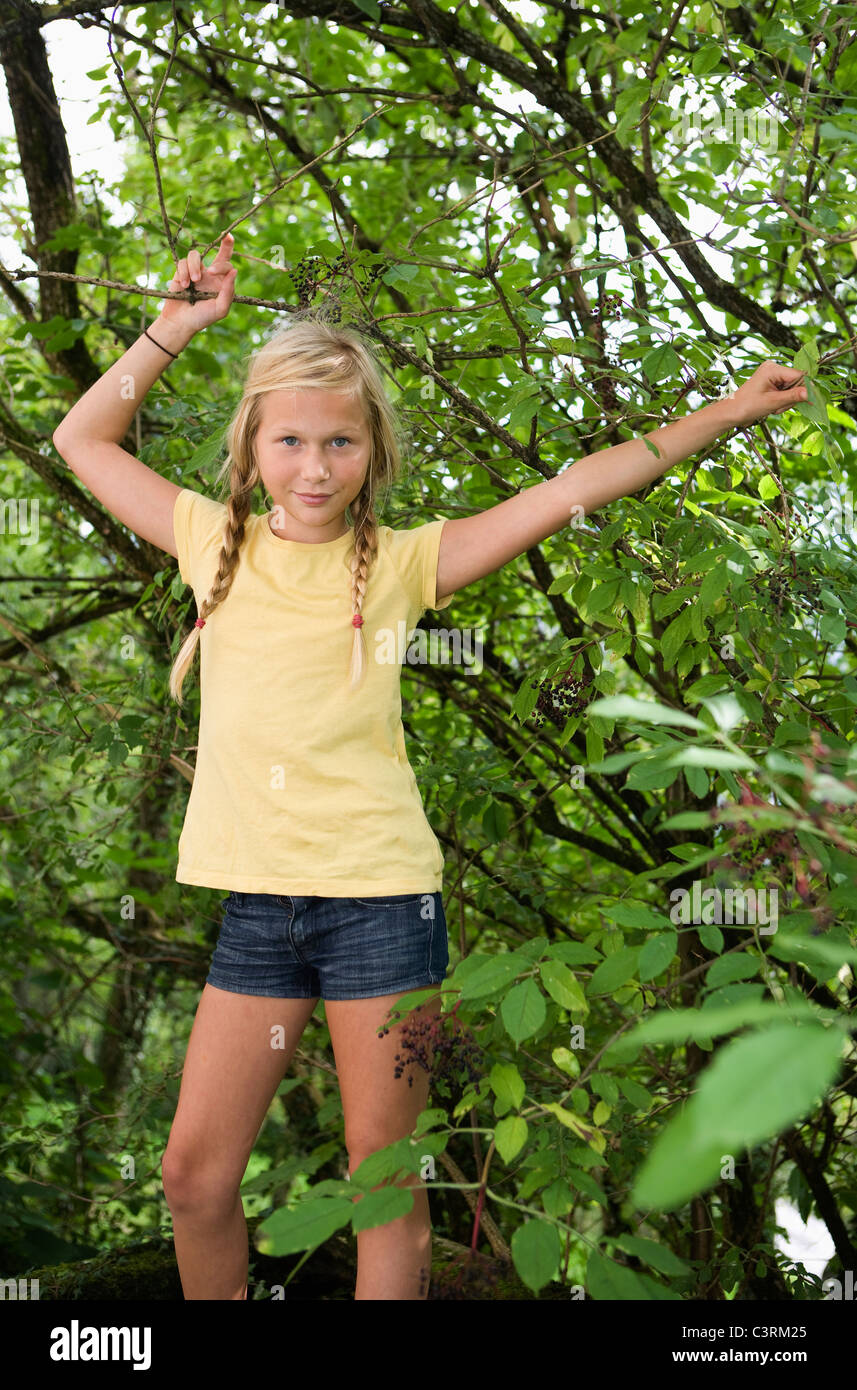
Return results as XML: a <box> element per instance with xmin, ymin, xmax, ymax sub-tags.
<box><xmin>161</xmin><ymin>1146</ymin><xmax>241</xmax><ymax>1217</ymax></box>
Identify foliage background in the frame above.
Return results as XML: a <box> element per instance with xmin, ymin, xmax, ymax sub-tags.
<box><xmin>1</xmin><ymin>0</ymin><xmax>856</xmax><ymax>1299</ymax></box>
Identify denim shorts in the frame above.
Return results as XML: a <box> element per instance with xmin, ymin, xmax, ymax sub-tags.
<box><xmin>205</xmin><ymin>891</ymin><xmax>450</xmax><ymax>1001</ymax></box>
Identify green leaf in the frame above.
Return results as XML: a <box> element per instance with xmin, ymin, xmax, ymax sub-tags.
<box><xmin>699</xmin><ymin>692</ymin><xmax>747</xmax><ymax>732</ymax></box>
<box><xmin>457</xmin><ymin>954</ymin><xmax>522</xmax><ymax>1001</ymax></box>
<box><xmin>588</xmin><ymin>749</ymin><xmax>651</xmax><ymax>775</ymax></box>
<box><xmin>588</xmin><ymin>945</ymin><xmax>640</xmax><ymax>995</ymax></box>
<box><xmin>820</xmin><ymin>612</ymin><xmax>846</xmax><ymax>644</ymax></box>
<box><xmin>542</xmin><ymin>1177</ymin><xmax>575</xmax><ymax>1219</ymax></box>
<box><xmin>653</xmin><ymin>587</ymin><xmax>692</xmax><ymax>621</ymax></box>
<box><xmin>107</xmin><ymin>740</ymin><xmax>129</xmax><ymax>766</ymax></box>
<box><xmin>350</xmin><ymin>1138</ymin><xmax>417</xmax><ymax>1187</ymax></box>
<box><xmin>697</xmin><ymin>918</ymin><xmax>725</xmax><ymax>952</ymax></box>
<box><xmin>686</xmin><ymin>673</ymin><xmax>730</xmax><ymax>700</ymax></box>
<box><xmin>638</xmin><ymin>931</ymin><xmax>678</xmax><ymax>981</ymax></box>
<box><xmin>413</xmin><ymin>1108</ymin><xmax>448</xmax><ymax>1136</ymax></box>
<box><xmin>511</xmin><ymin>1219</ymin><xmax>562</xmax><ymax>1294</ymax></box>
<box><xmin>660</xmin><ymin>607</ymin><xmax>693</xmax><ymax>669</ymax></box>
<box><xmin>705</xmin><ymin>954</ymin><xmax>760</xmax><ymax>988</ymax></box>
<box><xmin>632</xmin><ymin>1022</ymin><xmax>845</xmax><ymax>1209</ymax></box>
<box><xmin>685</xmin><ymin>764</ymin><xmax>709</xmax><ymax>797</ymax></box>
<box><xmin>613</xmin><ymin>1234</ymin><xmax>692</xmax><ymax>1276</ymax></box>
<box><xmin>699</xmin><ymin>564</ymin><xmax>731</xmax><ymax>606</ymax></box>
<box><xmin>186</xmin><ymin>428</ymin><xmax>225</xmax><ymax>472</ymax></box>
<box><xmin>539</xmin><ymin>960</ymin><xmax>587</xmax><ymax>1012</ymax></box>
<box><xmin>500</xmin><ymin>979</ymin><xmax>547</xmax><ymax>1043</ymax></box>
<box><xmin>547</xmin><ymin>942</ymin><xmax>603</xmax><ymax>966</ymax></box>
<box><xmin>609</xmin><ymin>999</ymin><xmax>828</xmax><ymax>1056</ymax></box>
<box><xmin>588</xmin><ymin>696</ymin><xmax>704</xmax><ymax>729</ymax></box>
<box><xmin>585</xmin><ymin>578</ymin><xmax>621</xmax><ymax>615</ymax></box>
<box><xmin>542</xmin><ymin>1101</ymin><xmax>595</xmax><ymax>1140</ymax></box>
<box><xmin>625</xmin><ymin>758</ymin><xmax>682</xmax><ymax>791</ymax></box>
<box><xmin>351</xmin><ymin>1184</ymin><xmax>414</xmax><ymax>1232</ymax></box>
<box><xmin>585</xmin><ymin>725</ymin><xmax>604</xmax><ymax>765</ymax></box>
<box><xmin>766</xmin><ymin>929</ymin><xmax>857</xmax><ymax>973</ymax></box>
<box><xmin>381</xmin><ymin>261</ymin><xmax>419</xmax><ymax>286</ymax></box>
<box><xmin>586</xmin><ymin>1248</ymin><xmax>679</xmax><ymax>1299</ymax></box>
<box><xmin>692</xmin><ymin>42</ymin><xmax>723</xmax><ymax>75</ymax></box>
<box><xmin>642</xmin><ymin>344</ymin><xmax>680</xmax><ymax>382</ymax></box>
<box><xmin>605</xmin><ymin>903</ymin><xmax>672</xmax><ymax>931</ymax></box>
<box><xmin>618</xmin><ymin>1077</ymin><xmax>653</xmax><ymax>1111</ymax></box>
<box><xmin>256</xmin><ymin>1197</ymin><xmax>354</xmax><ymax>1255</ymax></box>
<box><xmin>495</xmin><ymin>1115</ymin><xmax>529</xmax><ymax>1163</ymax></box>
<box><xmin>512</xmin><ymin>673</ymin><xmax>541</xmax><ymax>722</ymax></box>
<box><xmin>664</xmin><ymin>746</ymin><xmax>756</xmax><ymax>770</ymax></box>
<box><xmin>508</xmin><ymin>393</ymin><xmax>542</xmax><ymax>430</ymax></box>
<box><xmin>795</xmin><ymin>381</ymin><xmax>829</xmax><ymax>432</ymax></box>
<box><xmin>489</xmin><ymin>1062</ymin><xmax>526</xmax><ymax>1115</ymax></box>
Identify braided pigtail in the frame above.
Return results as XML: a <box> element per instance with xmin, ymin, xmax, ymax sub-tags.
<box><xmin>348</xmin><ymin>482</ymin><xmax>380</xmax><ymax>689</ymax></box>
<box><xmin>169</xmin><ymin>487</ymin><xmax>253</xmax><ymax>705</ymax></box>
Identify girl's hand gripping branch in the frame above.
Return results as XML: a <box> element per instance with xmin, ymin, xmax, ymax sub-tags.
<box><xmin>160</xmin><ymin>231</ymin><xmax>238</xmax><ymax>337</ymax></box>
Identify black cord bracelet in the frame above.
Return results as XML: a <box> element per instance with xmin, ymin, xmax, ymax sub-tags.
<box><xmin>144</xmin><ymin>328</ymin><xmax>179</xmax><ymax>360</ymax></box>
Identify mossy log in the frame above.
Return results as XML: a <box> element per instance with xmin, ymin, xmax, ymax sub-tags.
<box><xmin>21</xmin><ymin>1218</ymin><xmax>566</xmax><ymax>1300</ymax></box>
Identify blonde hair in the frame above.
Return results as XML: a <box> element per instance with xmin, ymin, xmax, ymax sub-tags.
<box><xmin>168</xmin><ymin>310</ymin><xmax>405</xmax><ymax>704</ymax></box>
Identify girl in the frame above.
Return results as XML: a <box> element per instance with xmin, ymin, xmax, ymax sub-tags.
<box><xmin>52</xmin><ymin>231</ymin><xmax>808</xmax><ymax>1301</ymax></box>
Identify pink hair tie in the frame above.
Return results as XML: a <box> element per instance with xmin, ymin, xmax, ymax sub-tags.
<box><xmin>352</xmin><ymin>615</ymin><xmax>364</xmax><ymax>628</ymax></box>
<box><xmin>194</xmin><ymin>618</ymin><xmax>206</xmax><ymax>629</ymax></box>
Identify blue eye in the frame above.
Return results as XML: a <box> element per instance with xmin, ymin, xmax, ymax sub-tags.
<box><xmin>279</xmin><ymin>436</ymin><xmax>352</xmax><ymax>446</ymax></box>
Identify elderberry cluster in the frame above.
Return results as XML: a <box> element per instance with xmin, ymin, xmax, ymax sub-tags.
<box><xmin>381</xmin><ymin>1011</ymin><xmax>484</xmax><ymax>1094</ymax></box>
<box><xmin>289</xmin><ymin>255</ymin><xmax>322</xmax><ymax>307</ymax></box>
<box><xmin>289</xmin><ymin>252</ymin><xmax>386</xmax><ymax>309</ymax></box>
<box><xmin>530</xmin><ymin>666</ymin><xmax>594</xmax><ymax>729</ymax></box>
<box><xmin>761</xmin><ymin>566</ymin><xmax>821</xmax><ymax>617</ymax></box>
<box><xmin>595</xmin><ymin>290</ymin><xmax>623</xmax><ymax>322</ymax></box>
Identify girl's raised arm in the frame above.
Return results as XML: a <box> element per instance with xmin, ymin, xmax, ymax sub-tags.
<box><xmin>434</xmin><ymin>360</ymin><xmax>808</xmax><ymax>601</ymax></box>
<box><xmin>52</xmin><ymin>233</ymin><xmax>237</xmax><ymax>558</ymax></box>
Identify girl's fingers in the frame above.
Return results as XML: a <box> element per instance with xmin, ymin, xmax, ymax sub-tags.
<box><xmin>210</xmin><ymin>232</ymin><xmax>235</xmax><ymax>271</ymax></box>
<box><xmin>215</xmin><ymin>266</ymin><xmax>238</xmax><ymax>313</ymax></box>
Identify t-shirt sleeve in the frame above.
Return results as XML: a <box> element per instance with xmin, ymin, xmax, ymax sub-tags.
<box><xmin>172</xmin><ymin>487</ymin><xmax>229</xmax><ymax>595</ymax></box>
<box><xmin>388</xmin><ymin>517</ymin><xmax>457</xmax><ymax>617</ymax></box>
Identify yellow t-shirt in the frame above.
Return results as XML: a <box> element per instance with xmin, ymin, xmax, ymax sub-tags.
<box><xmin>171</xmin><ymin>487</ymin><xmax>457</xmax><ymax>896</ymax></box>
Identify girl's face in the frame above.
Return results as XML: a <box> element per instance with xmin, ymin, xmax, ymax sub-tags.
<box><xmin>255</xmin><ymin>386</ymin><xmax>371</xmax><ymax>542</ymax></box>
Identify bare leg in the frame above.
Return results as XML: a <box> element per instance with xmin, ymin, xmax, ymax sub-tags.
<box><xmin>161</xmin><ymin>984</ymin><xmax>319</xmax><ymax>1300</ymax></box>
<box><xmin>324</xmin><ymin>990</ymin><xmax>442</xmax><ymax>1300</ymax></box>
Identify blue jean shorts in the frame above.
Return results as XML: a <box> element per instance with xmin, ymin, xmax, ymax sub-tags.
<box><xmin>205</xmin><ymin>891</ymin><xmax>450</xmax><ymax>1001</ymax></box>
